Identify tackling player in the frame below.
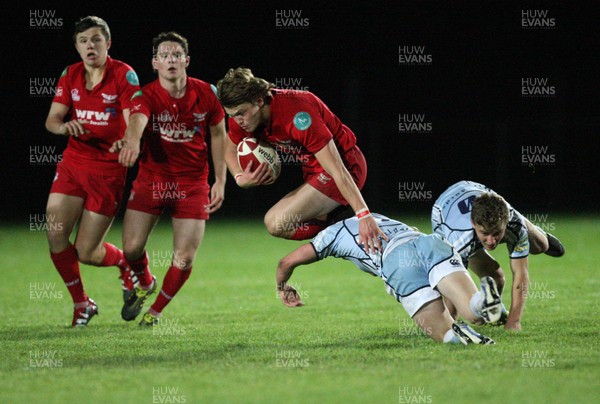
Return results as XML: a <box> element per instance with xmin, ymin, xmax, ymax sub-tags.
<box><xmin>276</xmin><ymin>214</ymin><xmax>503</xmax><ymax>345</ymax></box>
<box><xmin>431</xmin><ymin>180</ymin><xmax>565</xmax><ymax>331</ymax></box>
<box><xmin>216</xmin><ymin>68</ymin><xmax>386</xmax><ymax>254</ymax></box>
<box><xmin>111</xmin><ymin>32</ymin><xmax>226</xmax><ymax>326</ymax></box>
<box><xmin>45</xmin><ymin>16</ymin><xmax>140</xmax><ymax>327</ymax></box>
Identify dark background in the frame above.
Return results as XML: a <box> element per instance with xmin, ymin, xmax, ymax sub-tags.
<box><xmin>3</xmin><ymin>1</ymin><xmax>599</xmax><ymax>224</ymax></box>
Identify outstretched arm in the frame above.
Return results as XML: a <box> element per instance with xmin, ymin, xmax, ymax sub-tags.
<box><xmin>314</xmin><ymin>140</ymin><xmax>387</xmax><ymax>254</ymax></box>
<box><xmin>506</xmin><ymin>257</ymin><xmax>529</xmax><ymax>331</ymax></box>
<box><xmin>109</xmin><ymin>112</ymin><xmax>148</xmax><ymax>167</ymax></box>
<box><xmin>276</xmin><ymin>243</ymin><xmax>318</xmax><ymax>307</ymax></box>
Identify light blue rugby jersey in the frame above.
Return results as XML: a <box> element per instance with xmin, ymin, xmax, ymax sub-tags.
<box><xmin>431</xmin><ymin>180</ymin><xmax>530</xmax><ymax>261</ymax></box>
<box><xmin>311</xmin><ymin>213</ymin><xmax>422</xmax><ymax>276</ymax></box>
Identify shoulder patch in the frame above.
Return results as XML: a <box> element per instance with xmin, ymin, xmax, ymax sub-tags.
<box><xmin>131</xmin><ymin>90</ymin><xmax>143</xmax><ymax>100</ymax></box>
<box><xmin>60</xmin><ymin>67</ymin><xmax>68</xmax><ymax>78</ymax></box>
<box><xmin>126</xmin><ymin>70</ymin><xmax>139</xmax><ymax>86</ymax></box>
<box><xmin>210</xmin><ymin>84</ymin><xmax>219</xmax><ymax>98</ymax></box>
<box><xmin>293</xmin><ymin>111</ymin><xmax>312</xmax><ymax>130</ymax></box>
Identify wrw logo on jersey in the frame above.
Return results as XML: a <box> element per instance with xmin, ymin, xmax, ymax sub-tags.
<box><xmin>153</xmin><ymin>111</ymin><xmax>197</xmax><ymax>143</ymax></box>
<box><xmin>75</xmin><ymin>108</ymin><xmax>115</xmax><ymax>126</ymax></box>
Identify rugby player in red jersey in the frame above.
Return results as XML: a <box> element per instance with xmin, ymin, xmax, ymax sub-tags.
<box><xmin>110</xmin><ymin>32</ymin><xmax>226</xmax><ymax>326</ymax></box>
<box><xmin>216</xmin><ymin>68</ymin><xmax>386</xmax><ymax>254</ymax></box>
<box><xmin>45</xmin><ymin>16</ymin><xmax>140</xmax><ymax>327</ymax></box>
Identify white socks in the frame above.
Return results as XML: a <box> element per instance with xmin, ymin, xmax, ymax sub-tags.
<box><xmin>469</xmin><ymin>291</ymin><xmax>484</xmax><ymax>319</ymax></box>
<box><xmin>443</xmin><ymin>328</ymin><xmax>460</xmax><ymax>344</ymax></box>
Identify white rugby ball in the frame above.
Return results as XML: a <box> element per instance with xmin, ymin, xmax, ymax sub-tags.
<box><xmin>237</xmin><ymin>137</ymin><xmax>281</xmax><ymax>181</ymax></box>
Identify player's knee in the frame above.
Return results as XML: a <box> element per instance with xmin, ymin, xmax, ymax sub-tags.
<box><xmin>122</xmin><ymin>240</ymin><xmax>145</xmax><ymax>262</ymax></box>
<box><xmin>45</xmin><ymin>205</ymin><xmax>67</xmax><ymax>243</ymax></box>
<box><xmin>264</xmin><ymin>211</ymin><xmax>291</xmax><ymax>238</ymax></box>
<box><xmin>75</xmin><ymin>244</ymin><xmax>97</xmax><ymax>265</ymax></box>
<box><xmin>172</xmin><ymin>251</ymin><xmax>194</xmax><ymax>270</ymax></box>
<box><xmin>529</xmin><ymin>234</ymin><xmax>549</xmax><ymax>255</ymax></box>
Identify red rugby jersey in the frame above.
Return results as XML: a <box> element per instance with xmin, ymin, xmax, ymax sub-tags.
<box><xmin>52</xmin><ymin>57</ymin><xmax>140</xmax><ymax>173</ymax></box>
<box><xmin>228</xmin><ymin>89</ymin><xmax>357</xmax><ymax>175</ymax></box>
<box><xmin>127</xmin><ymin>77</ymin><xmax>225</xmax><ymax>179</ymax></box>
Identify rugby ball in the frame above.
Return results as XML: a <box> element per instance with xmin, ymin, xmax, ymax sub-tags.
<box><xmin>237</xmin><ymin>137</ymin><xmax>281</xmax><ymax>181</ymax></box>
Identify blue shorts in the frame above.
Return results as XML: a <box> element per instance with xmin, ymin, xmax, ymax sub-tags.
<box><xmin>381</xmin><ymin>234</ymin><xmax>467</xmax><ymax>317</ymax></box>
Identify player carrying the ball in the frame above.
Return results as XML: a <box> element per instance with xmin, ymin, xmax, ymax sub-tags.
<box><xmin>431</xmin><ymin>180</ymin><xmax>565</xmax><ymax>331</ymax></box>
<box><xmin>44</xmin><ymin>16</ymin><xmax>140</xmax><ymax>327</ymax></box>
<box><xmin>216</xmin><ymin>68</ymin><xmax>386</xmax><ymax>254</ymax></box>
<box><xmin>111</xmin><ymin>32</ymin><xmax>226</xmax><ymax>326</ymax></box>
<box><xmin>276</xmin><ymin>213</ymin><xmax>502</xmax><ymax>345</ymax></box>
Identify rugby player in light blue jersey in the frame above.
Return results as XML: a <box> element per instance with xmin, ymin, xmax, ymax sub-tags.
<box><xmin>275</xmin><ymin>214</ymin><xmax>503</xmax><ymax>345</ymax></box>
<box><xmin>432</xmin><ymin>180</ymin><xmax>565</xmax><ymax>331</ymax></box>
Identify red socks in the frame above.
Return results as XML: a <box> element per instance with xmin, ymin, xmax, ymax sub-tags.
<box><xmin>127</xmin><ymin>251</ymin><xmax>154</xmax><ymax>288</ymax></box>
<box><xmin>50</xmin><ymin>244</ymin><xmax>87</xmax><ymax>304</ymax></box>
<box><xmin>150</xmin><ymin>265</ymin><xmax>192</xmax><ymax>314</ymax></box>
<box><xmin>100</xmin><ymin>242</ymin><xmax>129</xmax><ymax>275</ymax></box>
<box><xmin>289</xmin><ymin>220</ymin><xmax>328</xmax><ymax>240</ymax></box>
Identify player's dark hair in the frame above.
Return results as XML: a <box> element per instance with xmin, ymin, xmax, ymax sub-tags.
<box><xmin>152</xmin><ymin>32</ymin><xmax>189</xmax><ymax>56</ymax></box>
<box><xmin>73</xmin><ymin>16</ymin><xmax>111</xmax><ymax>43</ymax></box>
<box><xmin>216</xmin><ymin>67</ymin><xmax>275</xmax><ymax>108</ymax></box>
<box><xmin>471</xmin><ymin>193</ymin><xmax>509</xmax><ymax>231</ymax></box>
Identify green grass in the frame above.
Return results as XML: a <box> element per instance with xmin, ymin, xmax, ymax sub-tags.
<box><xmin>1</xmin><ymin>214</ymin><xmax>599</xmax><ymax>403</ymax></box>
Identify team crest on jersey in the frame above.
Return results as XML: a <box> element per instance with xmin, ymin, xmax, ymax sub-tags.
<box><xmin>126</xmin><ymin>70</ymin><xmax>139</xmax><ymax>86</ymax></box>
<box><xmin>193</xmin><ymin>112</ymin><xmax>207</xmax><ymax>122</ymax></box>
<box><xmin>71</xmin><ymin>89</ymin><xmax>80</xmax><ymax>102</ymax></box>
<box><xmin>293</xmin><ymin>111</ymin><xmax>312</xmax><ymax>130</ymax></box>
<box><xmin>102</xmin><ymin>93</ymin><xmax>118</xmax><ymax>104</ymax></box>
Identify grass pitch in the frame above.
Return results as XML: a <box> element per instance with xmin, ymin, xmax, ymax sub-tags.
<box><xmin>1</xmin><ymin>214</ymin><xmax>599</xmax><ymax>403</ymax></box>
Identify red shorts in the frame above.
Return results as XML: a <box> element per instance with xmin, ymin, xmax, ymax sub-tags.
<box><xmin>50</xmin><ymin>160</ymin><xmax>126</xmax><ymax>217</ymax></box>
<box><xmin>304</xmin><ymin>145</ymin><xmax>367</xmax><ymax>205</ymax></box>
<box><xmin>126</xmin><ymin>172</ymin><xmax>210</xmax><ymax>220</ymax></box>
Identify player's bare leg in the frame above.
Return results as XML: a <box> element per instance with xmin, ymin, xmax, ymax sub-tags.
<box><xmin>436</xmin><ymin>272</ymin><xmax>482</xmax><ymax>324</ymax></box>
<box><xmin>524</xmin><ymin>217</ymin><xmax>549</xmax><ymax>254</ymax></box>
<box><xmin>468</xmin><ymin>249</ymin><xmax>505</xmax><ymax>294</ymax></box>
<box><xmin>46</xmin><ymin>194</ymin><xmax>98</xmax><ymax>326</ymax></box>
<box><xmin>437</xmin><ymin>271</ymin><xmax>502</xmax><ymax>324</ymax></box>
<box><xmin>122</xmin><ymin>209</ymin><xmax>160</xmax><ymax>262</ymax></box>
<box><xmin>412</xmin><ymin>298</ymin><xmax>454</xmax><ymax>342</ymax></box>
<box><xmin>264</xmin><ymin>183</ymin><xmax>340</xmax><ymax>239</ymax></box>
<box><xmin>412</xmin><ymin>298</ymin><xmax>494</xmax><ymax>344</ymax></box>
<box><xmin>443</xmin><ymin>297</ymin><xmax>458</xmax><ymax>319</ymax></box>
<box><xmin>140</xmin><ymin>218</ymin><xmax>205</xmax><ymax>326</ymax></box>
<box><xmin>74</xmin><ymin>210</ymin><xmax>116</xmax><ymax>265</ymax></box>
<box><xmin>171</xmin><ymin>218</ymin><xmax>205</xmax><ymax>270</ymax></box>
<box><xmin>120</xmin><ymin>210</ymin><xmax>160</xmax><ymax>320</ymax></box>
<box><xmin>46</xmin><ymin>193</ymin><xmax>84</xmax><ymax>253</ymax></box>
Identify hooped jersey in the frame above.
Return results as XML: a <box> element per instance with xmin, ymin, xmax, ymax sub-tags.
<box><xmin>311</xmin><ymin>213</ymin><xmax>422</xmax><ymax>276</ymax></box>
<box><xmin>431</xmin><ymin>180</ymin><xmax>530</xmax><ymax>261</ymax></box>
<box><xmin>52</xmin><ymin>57</ymin><xmax>140</xmax><ymax>173</ymax></box>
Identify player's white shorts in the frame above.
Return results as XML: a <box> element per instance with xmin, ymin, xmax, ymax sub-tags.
<box><xmin>381</xmin><ymin>234</ymin><xmax>467</xmax><ymax>317</ymax></box>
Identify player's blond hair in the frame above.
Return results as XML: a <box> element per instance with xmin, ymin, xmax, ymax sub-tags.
<box><xmin>216</xmin><ymin>67</ymin><xmax>275</xmax><ymax>108</ymax></box>
<box><xmin>471</xmin><ymin>193</ymin><xmax>509</xmax><ymax>231</ymax></box>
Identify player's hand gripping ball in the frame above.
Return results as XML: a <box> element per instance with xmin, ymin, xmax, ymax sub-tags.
<box><xmin>237</xmin><ymin>137</ymin><xmax>281</xmax><ymax>181</ymax></box>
